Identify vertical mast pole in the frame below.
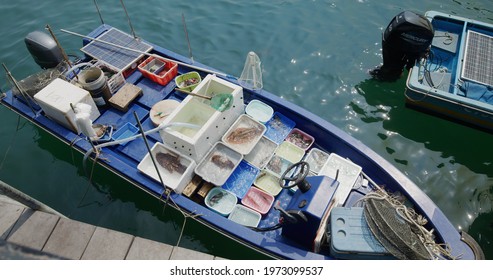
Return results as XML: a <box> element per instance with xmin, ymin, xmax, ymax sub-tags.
<box><xmin>120</xmin><ymin>0</ymin><xmax>137</xmax><ymax>39</ymax></box>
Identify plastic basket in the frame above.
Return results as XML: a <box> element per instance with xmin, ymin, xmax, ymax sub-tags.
<box><xmin>175</xmin><ymin>71</ymin><xmax>202</xmax><ymax>92</ymax></box>
<box><xmin>138</xmin><ymin>56</ymin><xmax>178</xmax><ymax>86</ymax></box>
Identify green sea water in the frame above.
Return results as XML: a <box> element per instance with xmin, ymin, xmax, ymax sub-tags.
<box><xmin>0</xmin><ymin>0</ymin><xmax>492</xmax><ymax>260</ymax></box>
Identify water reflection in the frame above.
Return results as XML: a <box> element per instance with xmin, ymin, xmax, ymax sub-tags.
<box><xmin>354</xmin><ymin>75</ymin><xmax>493</xmax><ymax>258</ymax></box>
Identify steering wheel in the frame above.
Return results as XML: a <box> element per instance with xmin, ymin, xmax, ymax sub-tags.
<box><xmin>279</xmin><ymin>161</ymin><xmax>310</xmax><ymax>191</ymax></box>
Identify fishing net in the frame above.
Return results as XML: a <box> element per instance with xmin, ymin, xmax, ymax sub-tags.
<box><xmin>238</xmin><ymin>51</ymin><xmax>263</xmax><ymax>90</ymax></box>
<box><xmin>11</xmin><ymin>61</ymin><xmax>68</xmax><ymax>98</ymax></box>
<box><xmin>362</xmin><ymin>188</ymin><xmax>455</xmax><ymax>260</ymax></box>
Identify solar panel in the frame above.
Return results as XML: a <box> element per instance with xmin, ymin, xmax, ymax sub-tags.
<box><xmin>81</xmin><ymin>28</ymin><xmax>153</xmax><ymax>72</ymax></box>
<box><xmin>461</xmin><ymin>30</ymin><xmax>493</xmax><ymax>87</ymax></box>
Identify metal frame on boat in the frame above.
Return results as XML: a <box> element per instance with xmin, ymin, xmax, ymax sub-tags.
<box><xmin>405</xmin><ymin>11</ymin><xmax>493</xmax><ymax>132</ymax></box>
<box><xmin>0</xmin><ymin>15</ymin><xmax>484</xmax><ymax>259</ymax></box>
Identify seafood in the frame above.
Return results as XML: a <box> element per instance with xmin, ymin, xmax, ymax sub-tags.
<box><xmin>211</xmin><ymin>154</ymin><xmax>235</xmax><ymax>169</ymax></box>
<box><xmin>155</xmin><ymin>152</ymin><xmax>186</xmax><ymax>173</ymax></box>
<box><xmin>256</xmin><ymin>171</ymin><xmax>267</xmax><ymax>181</ymax></box>
<box><xmin>267</xmin><ymin>156</ymin><xmax>282</xmax><ymax>174</ymax></box>
<box><xmin>226</xmin><ymin>126</ymin><xmax>261</xmax><ymax>144</ymax></box>
<box><xmin>209</xmin><ymin>191</ymin><xmax>225</xmax><ymax>206</ymax></box>
<box><xmin>269</xmin><ymin>115</ymin><xmax>288</xmax><ymax>130</ymax></box>
<box><xmin>287</xmin><ymin>131</ymin><xmax>312</xmax><ymax>149</ymax></box>
<box><xmin>180</xmin><ymin>77</ymin><xmax>199</xmax><ymax>87</ymax></box>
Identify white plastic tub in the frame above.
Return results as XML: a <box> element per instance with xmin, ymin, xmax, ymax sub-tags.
<box><xmin>195</xmin><ymin>142</ymin><xmax>243</xmax><ymax>186</ymax></box>
<box><xmin>222</xmin><ymin>114</ymin><xmax>266</xmax><ymax>155</ymax></box>
<box><xmin>137</xmin><ymin>142</ymin><xmax>196</xmax><ymax>194</ymax></box>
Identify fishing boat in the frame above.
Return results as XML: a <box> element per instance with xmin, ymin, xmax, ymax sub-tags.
<box><xmin>373</xmin><ymin>10</ymin><xmax>493</xmax><ymax>132</ymax></box>
<box><xmin>0</xmin><ymin>11</ymin><xmax>484</xmax><ymax>260</ymax></box>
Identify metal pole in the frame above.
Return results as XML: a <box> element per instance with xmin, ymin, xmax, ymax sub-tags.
<box><xmin>2</xmin><ymin>63</ymin><xmax>37</xmax><ymax>115</ymax></box>
<box><xmin>182</xmin><ymin>13</ymin><xmax>194</xmax><ymax>64</ymax></box>
<box><xmin>45</xmin><ymin>24</ymin><xmax>78</xmax><ymax>80</ymax></box>
<box><xmin>133</xmin><ymin>111</ymin><xmax>167</xmax><ymax>192</ymax></box>
<box><xmin>93</xmin><ymin>0</ymin><xmax>105</xmax><ymax>25</ymax></box>
<box><xmin>120</xmin><ymin>0</ymin><xmax>137</xmax><ymax>39</ymax></box>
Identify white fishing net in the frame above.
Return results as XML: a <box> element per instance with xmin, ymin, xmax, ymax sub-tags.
<box><xmin>238</xmin><ymin>51</ymin><xmax>263</xmax><ymax>90</ymax></box>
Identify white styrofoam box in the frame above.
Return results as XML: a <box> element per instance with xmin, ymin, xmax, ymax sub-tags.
<box><xmin>160</xmin><ymin>74</ymin><xmax>244</xmax><ymax>162</ymax></box>
<box><xmin>34</xmin><ymin>78</ymin><xmax>100</xmax><ymax>133</ymax></box>
<box><xmin>319</xmin><ymin>153</ymin><xmax>362</xmax><ymax>206</ymax></box>
<box><xmin>137</xmin><ymin>142</ymin><xmax>196</xmax><ymax>194</ymax></box>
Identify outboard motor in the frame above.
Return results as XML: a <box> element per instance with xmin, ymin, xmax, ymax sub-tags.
<box><xmin>25</xmin><ymin>31</ymin><xmax>63</xmax><ymax>69</ymax></box>
<box><xmin>370</xmin><ymin>11</ymin><xmax>434</xmax><ymax>81</ymax></box>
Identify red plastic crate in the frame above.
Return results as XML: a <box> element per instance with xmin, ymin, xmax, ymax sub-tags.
<box><xmin>138</xmin><ymin>56</ymin><xmax>178</xmax><ymax>86</ymax></box>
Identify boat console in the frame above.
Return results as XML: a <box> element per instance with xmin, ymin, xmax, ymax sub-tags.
<box><xmin>275</xmin><ymin>161</ymin><xmax>339</xmax><ymax>249</ymax></box>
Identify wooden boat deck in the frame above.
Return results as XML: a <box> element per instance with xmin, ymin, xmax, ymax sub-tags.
<box><xmin>0</xmin><ymin>195</ymin><xmax>224</xmax><ymax>260</ymax></box>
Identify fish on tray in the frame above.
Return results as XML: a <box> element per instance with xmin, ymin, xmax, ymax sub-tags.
<box><xmin>209</xmin><ymin>191</ymin><xmax>225</xmax><ymax>206</ymax></box>
<box><xmin>211</xmin><ymin>154</ymin><xmax>235</xmax><ymax>169</ymax></box>
<box><xmin>155</xmin><ymin>152</ymin><xmax>186</xmax><ymax>173</ymax></box>
<box><xmin>226</xmin><ymin>126</ymin><xmax>261</xmax><ymax>144</ymax></box>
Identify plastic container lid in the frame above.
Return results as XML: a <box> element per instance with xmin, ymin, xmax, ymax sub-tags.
<box><xmin>245</xmin><ymin>99</ymin><xmax>273</xmax><ymax>123</ymax></box>
<box><xmin>228</xmin><ymin>204</ymin><xmax>261</xmax><ymax>227</ymax></box>
<box><xmin>149</xmin><ymin>99</ymin><xmax>180</xmax><ymax>127</ymax></box>
<box><xmin>204</xmin><ymin>187</ymin><xmax>237</xmax><ymax>216</ymax></box>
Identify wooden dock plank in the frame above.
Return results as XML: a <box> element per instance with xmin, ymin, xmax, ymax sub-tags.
<box><xmin>170</xmin><ymin>246</ymin><xmax>215</xmax><ymax>260</ymax></box>
<box><xmin>0</xmin><ymin>202</ymin><xmax>25</xmax><ymax>240</ymax></box>
<box><xmin>81</xmin><ymin>227</ymin><xmax>134</xmax><ymax>260</ymax></box>
<box><xmin>6</xmin><ymin>210</ymin><xmax>59</xmax><ymax>250</ymax></box>
<box><xmin>125</xmin><ymin>236</ymin><xmax>174</xmax><ymax>260</ymax></box>
<box><xmin>42</xmin><ymin>218</ymin><xmax>96</xmax><ymax>260</ymax></box>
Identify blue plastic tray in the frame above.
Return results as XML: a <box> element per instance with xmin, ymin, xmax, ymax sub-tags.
<box><xmin>112</xmin><ymin>122</ymin><xmax>138</xmax><ymax>145</ymax></box>
<box><xmin>264</xmin><ymin>112</ymin><xmax>295</xmax><ymax>144</ymax></box>
<box><xmin>222</xmin><ymin>160</ymin><xmax>259</xmax><ymax>199</ymax></box>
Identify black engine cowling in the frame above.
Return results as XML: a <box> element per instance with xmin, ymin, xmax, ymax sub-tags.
<box><xmin>25</xmin><ymin>31</ymin><xmax>63</xmax><ymax>69</ymax></box>
<box><xmin>370</xmin><ymin>11</ymin><xmax>434</xmax><ymax>81</ymax></box>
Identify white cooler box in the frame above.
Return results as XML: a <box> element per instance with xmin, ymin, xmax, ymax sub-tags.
<box><xmin>34</xmin><ymin>78</ymin><xmax>100</xmax><ymax>133</ymax></box>
<box><xmin>160</xmin><ymin>74</ymin><xmax>244</xmax><ymax>162</ymax></box>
